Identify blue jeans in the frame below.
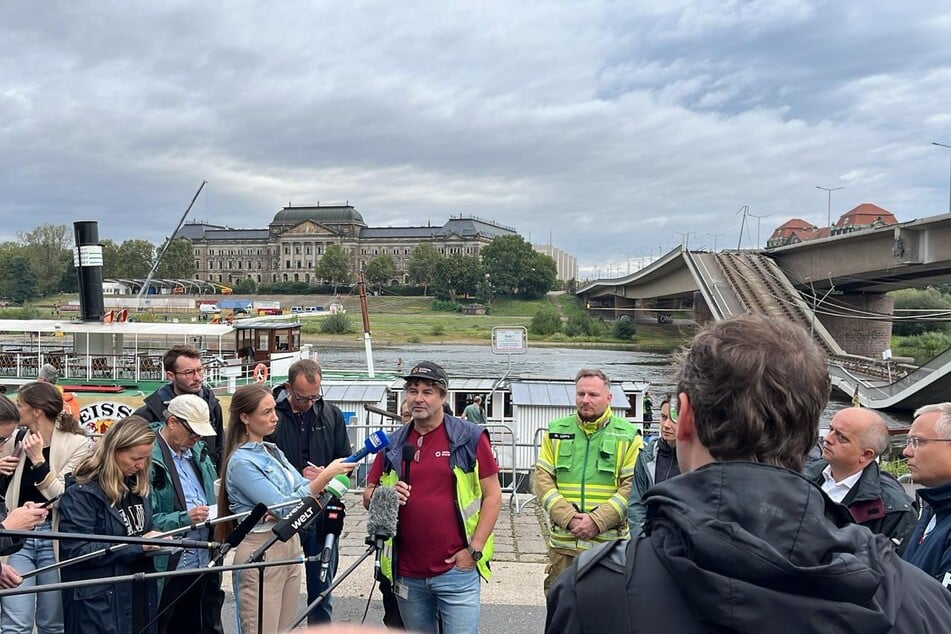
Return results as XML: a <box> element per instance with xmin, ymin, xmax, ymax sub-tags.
<box><xmin>1</xmin><ymin>521</ymin><xmax>63</xmax><ymax>634</ymax></box>
<box><xmin>300</xmin><ymin>524</ymin><xmax>338</xmax><ymax>624</ymax></box>
<box><xmin>396</xmin><ymin>567</ymin><xmax>480</xmax><ymax>634</ymax></box>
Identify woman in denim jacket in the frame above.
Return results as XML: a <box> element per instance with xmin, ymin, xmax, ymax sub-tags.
<box><xmin>215</xmin><ymin>384</ymin><xmax>354</xmax><ymax>634</ymax></box>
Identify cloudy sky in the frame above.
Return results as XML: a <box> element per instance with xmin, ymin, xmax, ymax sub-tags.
<box><xmin>3</xmin><ymin>1</ymin><xmax>951</xmax><ymax>278</ymax></box>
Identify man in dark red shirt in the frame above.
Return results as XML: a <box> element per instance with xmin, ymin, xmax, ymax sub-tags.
<box><xmin>365</xmin><ymin>361</ymin><xmax>501</xmax><ymax>634</ymax></box>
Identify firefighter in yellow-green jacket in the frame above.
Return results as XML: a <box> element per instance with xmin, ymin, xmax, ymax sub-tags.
<box><xmin>534</xmin><ymin>368</ymin><xmax>642</xmax><ymax>593</ymax></box>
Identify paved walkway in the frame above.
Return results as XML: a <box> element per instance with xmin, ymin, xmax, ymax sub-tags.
<box><xmin>222</xmin><ymin>492</ymin><xmax>553</xmax><ymax>632</ymax></box>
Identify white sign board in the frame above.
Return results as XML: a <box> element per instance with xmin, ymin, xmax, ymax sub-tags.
<box><xmin>79</xmin><ymin>401</ymin><xmax>136</xmax><ymax>437</ymax></box>
<box><xmin>492</xmin><ymin>326</ymin><xmax>528</xmax><ymax>354</ymax></box>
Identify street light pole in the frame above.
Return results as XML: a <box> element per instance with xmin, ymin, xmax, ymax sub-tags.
<box><xmin>706</xmin><ymin>233</ymin><xmax>724</xmax><ymax>252</ymax></box>
<box><xmin>816</xmin><ymin>185</ymin><xmax>844</xmax><ymax>231</ymax></box>
<box><xmin>747</xmin><ymin>213</ymin><xmax>769</xmax><ymax>249</ymax></box>
<box><xmin>932</xmin><ymin>142</ymin><xmax>951</xmax><ymax>214</ymax></box>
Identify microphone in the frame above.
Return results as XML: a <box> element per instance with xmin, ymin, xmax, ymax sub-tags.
<box><xmin>207</xmin><ymin>502</ymin><xmax>267</xmax><ymax>568</ymax></box>
<box><xmin>366</xmin><ymin>486</ymin><xmax>399</xmax><ymax>579</ymax></box>
<box><xmin>401</xmin><ymin>443</ymin><xmax>415</xmax><ymax>485</ymax></box>
<box><xmin>344</xmin><ymin>430</ymin><xmax>390</xmax><ymax>463</ymax></box>
<box><xmin>319</xmin><ymin>502</ymin><xmax>346</xmax><ymax>582</ymax></box>
<box><xmin>246</xmin><ymin>475</ymin><xmax>349</xmax><ymax>563</ymax></box>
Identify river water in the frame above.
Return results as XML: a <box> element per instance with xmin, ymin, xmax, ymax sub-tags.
<box><xmin>311</xmin><ymin>343</ymin><xmax>913</xmax><ymax>430</ymax></box>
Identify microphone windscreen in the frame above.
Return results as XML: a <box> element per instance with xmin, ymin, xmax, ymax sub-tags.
<box><xmin>324</xmin><ymin>502</ymin><xmax>346</xmax><ymax>537</ymax></box>
<box><xmin>401</xmin><ymin>443</ymin><xmax>416</xmax><ymax>464</ymax></box>
<box><xmin>273</xmin><ymin>496</ymin><xmax>322</xmax><ymax>542</ymax></box>
<box><xmin>228</xmin><ymin>502</ymin><xmax>268</xmax><ymax>547</ymax></box>
<box><xmin>326</xmin><ymin>474</ymin><xmax>350</xmax><ymax>500</ymax></box>
<box><xmin>367</xmin><ymin>485</ymin><xmax>399</xmax><ymax>540</ymax></box>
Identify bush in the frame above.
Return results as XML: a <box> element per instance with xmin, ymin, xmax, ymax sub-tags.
<box><xmin>429</xmin><ymin>323</ymin><xmax>446</xmax><ymax>336</ymax></box>
<box><xmin>565</xmin><ymin>313</ymin><xmax>605</xmax><ymax>337</ymax></box>
<box><xmin>530</xmin><ymin>306</ymin><xmax>561</xmax><ymax>336</ymax></box>
<box><xmin>430</xmin><ymin>299</ymin><xmax>461</xmax><ymax>313</ymax></box>
<box><xmin>613</xmin><ymin>316</ymin><xmax>636</xmax><ymax>340</ymax></box>
<box><xmin>320</xmin><ymin>313</ymin><xmax>353</xmax><ymax>334</ymax></box>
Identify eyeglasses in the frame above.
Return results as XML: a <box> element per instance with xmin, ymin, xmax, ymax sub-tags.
<box><xmin>400</xmin><ymin>411</ymin><xmax>412</xmax><ymax>421</ymax></box>
<box><xmin>173</xmin><ymin>367</ymin><xmax>204</xmax><ymax>378</ymax></box>
<box><xmin>906</xmin><ymin>436</ymin><xmax>951</xmax><ymax>451</ymax></box>
<box><xmin>176</xmin><ymin>418</ymin><xmax>201</xmax><ymax>439</ymax></box>
<box><xmin>290</xmin><ymin>388</ymin><xmax>321</xmax><ymax>404</ymax></box>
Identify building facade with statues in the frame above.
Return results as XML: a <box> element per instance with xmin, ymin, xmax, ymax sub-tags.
<box><xmin>175</xmin><ymin>203</ymin><xmax>520</xmax><ymax>286</ymax></box>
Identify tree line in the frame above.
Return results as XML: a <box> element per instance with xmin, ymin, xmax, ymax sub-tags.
<box><xmin>0</xmin><ymin>224</ymin><xmax>560</xmax><ymax>304</ymax></box>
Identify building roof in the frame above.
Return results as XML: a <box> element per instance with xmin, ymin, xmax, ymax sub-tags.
<box><xmin>836</xmin><ymin>203</ymin><xmax>898</xmax><ymax>228</ymax></box>
<box><xmin>174</xmin><ymin>223</ymin><xmax>268</xmax><ymax>242</ymax></box>
<box><xmin>271</xmin><ymin>205</ymin><xmax>366</xmax><ymax>226</ymax></box>
<box><xmin>436</xmin><ymin>217</ymin><xmax>516</xmax><ymax>239</ymax></box>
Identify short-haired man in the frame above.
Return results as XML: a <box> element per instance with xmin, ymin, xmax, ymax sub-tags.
<box><xmin>902</xmin><ymin>403</ymin><xmax>951</xmax><ymax>587</ymax></box>
<box><xmin>803</xmin><ymin>407</ymin><xmax>916</xmax><ymax>550</ymax></box>
<box><xmin>534</xmin><ymin>369</ymin><xmax>642</xmax><ymax>593</ymax></box>
<box><xmin>547</xmin><ymin>315</ymin><xmax>951</xmax><ymax>632</ymax></box>
<box><xmin>149</xmin><ymin>394</ymin><xmax>222</xmax><ymax>634</ymax></box>
<box><xmin>462</xmin><ymin>396</ymin><xmax>486</xmax><ymax>425</ymax></box>
<box><xmin>265</xmin><ymin>358</ymin><xmax>351</xmax><ymax>625</ymax></box>
<box><xmin>134</xmin><ymin>345</ymin><xmax>224</xmax><ymax>467</ymax></box>
<box><xmin>365</xmin><ymin>361</ymin><xmax>501</xmax><ymax>634</ymax></box>
<box><xmin>37</xmin><ymin>363</ymin><xmax>80</xmax><ymax>419</ymax></box>
<box><xmin>626</xmin><ymin>396</ymin><xmax>679</xmax><ymax>530</ymax></box>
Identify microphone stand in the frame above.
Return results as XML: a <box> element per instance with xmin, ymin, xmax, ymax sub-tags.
<box><xmin>0</xmin><ymin>528</ymin><xmax>217</xmax><ymax>550</ymax></box>
<box><xmin>284</xmin><ymin>541</ymin><xmax>377</xmax><ymax>631</ymax></box>
<box><xmin>0</xmin><ymin>553</ymin><xmax>324</xmax><ymax>634</ymax></box>
<box><xmin>18</xmin><ymin>499</ymin><xmax>301</xmax><ymax>580</ymax></box>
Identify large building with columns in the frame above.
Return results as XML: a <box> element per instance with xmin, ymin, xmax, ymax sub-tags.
<box><xmin>175</xmin><ymin>203</ymin><xmax>519</xmax><ymax>286</ymax></box>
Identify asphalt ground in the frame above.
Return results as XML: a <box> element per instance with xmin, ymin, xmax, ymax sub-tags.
<box><xmin>221</xmin><ymin>492</ymin><xmax>551</xmax><ymax>633</ymax></box>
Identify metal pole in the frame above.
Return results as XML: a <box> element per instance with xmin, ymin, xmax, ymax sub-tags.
<box><xmin>816</xmin><ymin>185</ymin><xmax>844</xmax><ymax>231</ymax></box>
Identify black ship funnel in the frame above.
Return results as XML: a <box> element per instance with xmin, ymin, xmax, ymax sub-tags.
<box><xmin>73</xmin><ymin>221</ymin><xmax>105</xmax><ymax>322</ymax></box>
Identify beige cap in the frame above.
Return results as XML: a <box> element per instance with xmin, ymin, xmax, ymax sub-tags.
<box><xmin>166</xmin><ymin>394</ymin><xmax>216</xmax><ymax>436</ymax></box>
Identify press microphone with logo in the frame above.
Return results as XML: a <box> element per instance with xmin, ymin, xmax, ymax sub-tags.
<box><xmin>319</xmin><ymin>502</ymin><xmax>346</xmax><ymax>582</ymax></box>
<box><xmin>207</xmin><ymin>502</ymin><xmax>268</xmax><ymax>568</ymax></box>
<box><xmin>344</xmin><ymin>430</ymin><xmax>391</xmax><ymax>463</ymax></box>
<box><xmin>366</xmin><ymin>485</ymin><xmax>399</xmax><ymax>580</ymax></box>
<box><xmin>245</xmin><ymin>475</ymin><xmax>350</xmax><ymax>563</ymax></box>
<box><xmin>401</xmin><ymin>443</ymin><xmax>415</xmax><ymax>485</ymax></box>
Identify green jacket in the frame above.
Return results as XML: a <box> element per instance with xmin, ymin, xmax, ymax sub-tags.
<box><xmin>148</xmin><ymin>426</ymin><xmax>219</xmax><ymax>596</ymax></box>
<box><xmin>536</xmin><ymin>413</ymin><xmax>641</xmax><ymax>551</ymax></box>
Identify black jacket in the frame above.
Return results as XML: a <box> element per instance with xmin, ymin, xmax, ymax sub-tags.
<box><xmin>903</xmin><ymin>479</ymin><xmax>951</xmax><ymax>582</ymax></box>
<box><xmin>133</xmin><ymin>384</ymin><xmax>224</xmax><ymax>468</ymax></box>
<box><xmin>547</xmin><ymin>462</ymin><xmax>951</xmax><ymax>634</ymax></box>
<box><xmin>59</xmin><ymin>478</ymin><xmax>158</xmax><ymax>634</ymax></box>
<box><xmin>802</xmin><ymin>458</ymin><xmax>917</xmax><ymax>551</ymax></box>
<box><xmin>265</xmin><ymin>385</ymin><xmax>351</xmax><ymax>470</ymax></box>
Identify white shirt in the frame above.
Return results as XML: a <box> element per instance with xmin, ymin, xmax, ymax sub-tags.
<box><xmin>820</xmin><ymin>464</ymin><xmax>864</xmax><ymax>504</ymax></box>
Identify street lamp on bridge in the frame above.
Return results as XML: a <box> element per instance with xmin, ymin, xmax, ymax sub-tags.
<box><xmin>816</xmin><ymin>185</ymin><xmax>845</xmax><ymax>231</ymax></box>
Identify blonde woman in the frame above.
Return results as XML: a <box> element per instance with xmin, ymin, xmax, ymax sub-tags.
<box><xmin>58</xmin><ymin>416</ymin><xmax>162</xmax><ymax>634</ymax></box>
<box><xmin>216</xmin><ymin>384</ymin><xmax>355</xmax><ymax>634</ymax></box>
<box><xmin>0</xmin><ymin>381</ymin><xmax>90</xmax><ymax>634</ymax></box>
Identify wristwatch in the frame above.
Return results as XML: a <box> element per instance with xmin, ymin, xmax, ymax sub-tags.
<box><xmin>466</xmin><ymin>545</ymin><xmax>483</xmax><ymax>561</ymax></box>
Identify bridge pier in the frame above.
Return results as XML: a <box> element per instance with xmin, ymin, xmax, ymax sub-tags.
<box><xmin>819</xmin><ymin>292</ymin><xmax>893</xmax><ymax>358</ymax></box>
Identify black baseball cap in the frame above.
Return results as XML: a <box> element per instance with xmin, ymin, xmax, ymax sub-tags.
<box><xmin>403</xmin><ymin>361</ymin><xmax>449</xmax><ymax>388</ymax></box>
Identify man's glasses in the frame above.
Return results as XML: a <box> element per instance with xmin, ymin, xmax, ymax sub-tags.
<box><xmin>173</xmin><ymin>367</ymin><xmax>204</xmax><ymax>378</ymax></box>
<box><xmin>905</xmin><ymin>436</ymin><xmax>951</xmax><ymax>451</ymax></box>
<box><xmin>291</xmin><ymin>388</ymin><xmax>321</xmax><ymax>404</ymax></box>
<box><xmin>177</xmin><ymin>418</ymin><xmax>201</xmax><ymax>439</ymax></box>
